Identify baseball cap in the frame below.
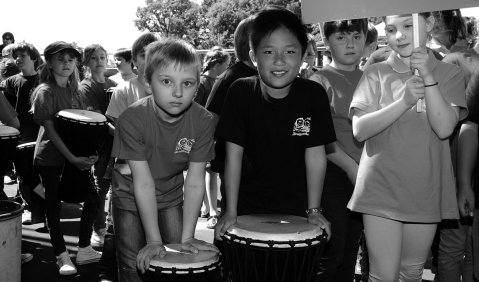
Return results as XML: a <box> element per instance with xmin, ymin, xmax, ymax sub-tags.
<box><xmin>44</xmin><ymin>41</ymin><xmax>81</xmax><ymax>61</ymax></box>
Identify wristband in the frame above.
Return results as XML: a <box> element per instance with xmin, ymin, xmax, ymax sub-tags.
<box><xmin>424</xmin><ymin>82</ymin><xmax>438</xmax><ymax>88</ymax></box>
<box><xmin>306</xmin><ymin>207</ymin><xmax>323</xmax><ymax>215</ymax></box>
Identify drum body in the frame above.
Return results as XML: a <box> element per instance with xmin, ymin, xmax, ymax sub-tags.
<box><xmin>222</xmin><ymin>214</ymin><xmax>327</xmax><ymax>282</ymax></box>
<box><xmin>0</xmin><ymin>126</ymin><xmax>20</xmax><ymax>174</ymax></box>
<box><xmin>146</xmin><ymin>244</ymin><xmax>221</xmax><ymax>282</ymax></box>
<box><xmin>56</xmin><ymin>109</ymin><xmax>108</xmax><ymax>157</ymax></box>
<box><xmin>14</xmin><ymin>142</ymin><xmax>40</xmax><ymax>205</ymax></box>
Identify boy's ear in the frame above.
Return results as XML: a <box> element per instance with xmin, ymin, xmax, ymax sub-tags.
<box><xmin>249</xmin><ymin>50</ymin><xmax>258</xmax><ymax>67</ymax></box>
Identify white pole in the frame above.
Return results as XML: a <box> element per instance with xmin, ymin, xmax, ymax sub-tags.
<box><xmin>413</xmin><ymin>13</ymin><xmax>424</xmax><ymax>112</ymax></box>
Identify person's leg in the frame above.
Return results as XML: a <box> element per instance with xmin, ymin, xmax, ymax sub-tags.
<box><xmin>363</xmin><ymin>214</ymin><xmax>402</xmax><ymax>282</ymax></box>
<box><xmin>157</xmin><ymin>204</ymin><xmax>183</xmax><ymax>244</ymax></box>
<box><xmin>463</xmin><ymin>220</ymin><xmax>475</xmax><ymax>282</ymax></box>
<box><xmin>399</xmin><ymin>222</ymin><xmax>437</xmax><ymax>282</ymax></box>
<box><xmin>335</xmin><ymin>211</ymin><xmax>363</xmax><ymax>282</ymax></box>
<box><xmin>113</xmin><ymin>205</ymin><xmax>145</xmax><ymax>282</ymax></box>
<box><xmin>92</xmin><ymin>152</ymin><xmax>111</xmax><ymax>232</ymax></box>
<box><xmin>99</xmin><ymin>189</ymin><xmax>117</xmax><ymax>281</ymax></box>
<box><xmin>436</xmin><ymin>219</ymin><xmax>468</xmax><ymax>282</ymax></box>
<box><xmin>78</xmin><ymin>184</ymin><xmax>99</xmax><ymax>248</ymax></box>
<box><xmin>38</xmin><ymin>166</ymin><xmax>67</xmax><ymax>256</ymax></box>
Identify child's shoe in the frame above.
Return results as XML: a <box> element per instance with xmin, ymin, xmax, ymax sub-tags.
<box><xmin>76</xmin><ymin>245</ymin><xmax>102</xmax><ymax>265</ymax></box>
<box><xmin>90</xmin><ymin>228</ymin><xmax>106</xmax><ymax>248</ymax></box>
<box><xmin>56</xmin><ymin>251</ymin><xmax>77</xmax><ymax>275</ymax></box>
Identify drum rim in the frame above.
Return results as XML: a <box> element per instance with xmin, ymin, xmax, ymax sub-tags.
<box><xmin>222</xmin><ymin>231</ymin><xmax>327</xmax><ymax>248</ymax></box>
<box><xmin>56</xmin><ymin>109</ymin><xmax>107</xmax><ymax>125</ymax></box>
<box><xmin>0</xmin><ymin>125</ymin><xmax>20</xmax><ymax>138</ymax></box>
<box><xmin>148</xmin><ymin>254</ymin><xmax>221</xmax><ymax>274</ymax></box>
<box><xmin>16</xmin><ymin>141</ymin><xmax>36</xmax><ymax>149</ymax></box>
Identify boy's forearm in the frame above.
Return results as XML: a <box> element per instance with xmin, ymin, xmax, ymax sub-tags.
<box><xmin>225</xmin><ymin>142</ymin><xmax>243</xmax><ymax>215</ymax></box>
<box><xmin>457</xmin><ymin>122</ymin><xmax>478</xmax><ymax>190</ymax></box>
<box><xmin>305</xmin><ymin>146</ymin><xmax>327</xmax><ymax>209</ymax></box>
<box><xmin>182</xmin><ymin>162</ymin><xmax>207</xmax><ymax>242</ymax></box>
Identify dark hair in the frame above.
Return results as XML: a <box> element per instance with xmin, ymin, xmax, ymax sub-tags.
<box><xmin>144</xmin><ymin>38</ymin><xmax>201</xmax><ymax>84</ymax></box>
<box><xmin>114</xmin><ymin>48</ymin><xmax>133</xmax><ymax>62</ymax></box>
<box><xmin>432</xmin><ymin>9</ymin><xmax>467</xmax><ymax>46</ymax></box>
<box><xmin>234</xmin><ymin>15</ymin><xmax>256</xmax><ymax>62</ymax></box>
<box><xmin>11</xmin><ymin>42</ymin><xmax>44</xmax><ymax>70</ymax></box>
<box><xmin>323</xmin><ymin>18</ymin><xmax>369</xmax><ymax>39</ymax></box>
<box><xmin>2</xmin><ymin>32</ymin><xmax>14</xmax><ymax>43</ymax></box>
<box><xmin>250</xmin><ymin>6</ymin><xmax>308</xmax><ymax>56</ymax></box>
<box><xmin>365</xmin><ymin>23</ymin><xmax>378</xmax><ymax>45</ymax></box>
<box><xmin>202</xmin><ymin>46</ymin><xmax>230</xmax><ymax>74</ymax></box>
<box><xmin>0</xmin><ymin>58</ymin><xmax>20</xmax><ymax>81</ymax></box>
<box><xmin>131</xmin><ymin>33</ymin><xmax>160</xmax><ymax>63</ymax></box>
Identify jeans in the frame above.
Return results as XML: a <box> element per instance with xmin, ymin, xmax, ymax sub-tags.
<box><xmin>318</xmin><ymin>163</ymin><xmax>363</xmax><ymax>282</ymax></box>
<box><xmin>113</xmin><ymin>204</ymin><xmax>183</xmax><ymax>282</ymax></box>
<box><xmin>435</xmin><ymin>218</ymin><xmax>475</xmax><ymax>282</ymax></box>
<box><xmin>38</xmin><ymin>166</ymin><xmax>99</xmax><ymax>255</ymax></box>
<box><xmin>92</xmin><ymin>149</ymin><xmax>112</xmax><ymax>231</ymax></box>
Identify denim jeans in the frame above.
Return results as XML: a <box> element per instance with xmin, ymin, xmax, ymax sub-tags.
<box><xmin>38</xmin><ymin>166</ymin><xmax>99</xmax><ymax>255</ymax></box>
<box><xmin>92</xmin><ymin>149</ymin><xmax>112</xmax><ymax>231</ymax></box>
<box><xmin>113</xmin><ymin>204</ymin><xmax>183</xmax><ymax>282</ymax></box>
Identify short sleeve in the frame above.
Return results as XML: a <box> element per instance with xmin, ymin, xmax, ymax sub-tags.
<box><xmin>307</xmin><ymin>82</ymin><xmax>336</xmax><ymax>147</ymax></box>
<box><xmin>214</xmin><ymin>80</ymin><xmax>248</xmax><ymax>147</ymax></box>
<box><xmin>206</xmin><ymin>76</ymin><xmax>227</xmax><ymax>115</ymax></box>
<box><xmin>32</xmin><ymin>85</ymin><xmax>56</xmax><ymax>123</ymax></box>
<box><xmin>349</xmin><ymin>68</ymin><xmax>380</xmax><ymax>119</ymax></box>
<box><xmin>112</xmin><ymin>109</ymin><xmax>146</xmax><ymax>161</ymax></box>
<box><xmin>189</xmin><ymin>110</ymin><xmax>217</xmax><ymax>162</ymax></box>
<box><xmin>440</xmin><ymin>64</ymin><xmax>468</xmax><ymax>121</ymax></box>
<box><xmin>106</xmin><ymin>83</ymin><xmax>128</xmax><ymax>120</ymax></box>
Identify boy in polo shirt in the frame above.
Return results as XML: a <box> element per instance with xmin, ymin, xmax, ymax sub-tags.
<box><xmin>111</xmin><ymin>38</ymin><xmax>218</xmax><ymax>281</ymax></box>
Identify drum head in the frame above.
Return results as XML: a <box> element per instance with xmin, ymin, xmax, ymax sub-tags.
<box><xmin>0</xmin><ymin>125</ymin><xmax>20</xmax><ymax>138</ymax></box>
<box><xmin>225</xmin><ymin>214</ymin><xmax>323</xmax><ymax>248</ymax></box>
<box><xmin>56</xmin><ymin>109</ymin><xmax>107</xmax><ymax>124</ymax></box>
<box><xmin>16</xmin><ymin>141</ymin><xmax>36</xmax><ymax>150</ymax></box>
<box><xmin>149</xmin><ymin>244</ymin><xmax>219</xmax><ymax>272</ymax></box>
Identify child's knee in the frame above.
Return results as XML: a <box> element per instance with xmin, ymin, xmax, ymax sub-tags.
<box><xmin>399</xmin><ymin>262</ymin><xmax>424</xmax><ymax>282</ymax></box>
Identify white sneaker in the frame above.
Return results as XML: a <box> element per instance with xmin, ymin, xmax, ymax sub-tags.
<box><xmin>76</xmin><ymin>245</ymin><xmax>102</xmax><ymax>265</ymax></box>
<box><xmin>90</xmin><ymin>228</ymin><xmax>106</xmax><ymax>248</ymax></box>
<box><xmin>56</xmin><ymin>251</ymin><xmax>77</xmax><ymax>276</ymax></box>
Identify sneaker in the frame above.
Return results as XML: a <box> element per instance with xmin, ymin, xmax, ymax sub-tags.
<box><xmin>56</xmin><ymin>251</ymin><xmax>77</xmax><ymax>275</ymax></box>
<box><xmin>22</xmin><ymin>210</ymin><xmax>32</xmax><ymax>225</ymax></box>
<box><xmin>206</xmin><ymin>215</ymin><xmax>219</xmax><ymax>229</ymax></box>
<box><xmin>21</xmin><ymin>253</ymin><xmax>33</xmax><ymax>264</ymax></box>
<box><xmin>76</xmin><ymin>245</ymin><xmax>102</xmax><ymax>265</ymax></box>
<box><xmin>90</xmin><ymin>228</ymin><xmax>106</xmax><ymax>248</ymax></box>
<box><xmin>3</xmin><ymin>174</ymin><xmax>16</xmax><ymax>185</ymax></box>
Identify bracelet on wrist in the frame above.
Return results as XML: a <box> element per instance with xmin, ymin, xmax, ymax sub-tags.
<box><xmin>424</xmin><ymin>82</ymin><xmax>438</xmax><ymax>88</ymax></box>
<box><xmin>306</xmin><ymin>207</ymin><xmax>323</xmax><ymax>215</ymax></box>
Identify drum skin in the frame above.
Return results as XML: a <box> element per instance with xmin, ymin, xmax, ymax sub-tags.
<box><xmin>145</xmin><ymin>244</ymin><xmax>222</xmax><ymax>282</ymax></box>
<box><xmin>222</xmin><ymin>214</ymin><xmax>327</xmax><ymax>282</ymax></box>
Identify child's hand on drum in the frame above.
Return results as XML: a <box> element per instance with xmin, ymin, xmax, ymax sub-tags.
<box><xmin>136</xmin><ymin>242</ymin><xmax>167</xmax><ymax>274</ymax></box>
<box><xmin>181</xmin><ymin>238</ymin><xmax>219</xmax><ymax>254</ymax></box>
<box><xmin>307</xmin><ymin>213</ymin><xmax>332</xmax><ymax>240</ymax></box>
<box><xmin>214</xmin><ymin>212</ymin><xmax>237</xmax><ymax>240</ymax></box>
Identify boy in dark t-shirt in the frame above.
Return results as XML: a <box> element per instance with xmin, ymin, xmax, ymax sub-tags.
<box><xmin>214</xmin><ymin>7</ymin><xmax>336</xmax><ymax>240</ymax></box>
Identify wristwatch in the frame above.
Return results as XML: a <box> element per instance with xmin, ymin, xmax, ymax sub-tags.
<box><xmin>306</xmin><ymin>207</ymin><xmax>322</xmax><ymax>215</ymax></box>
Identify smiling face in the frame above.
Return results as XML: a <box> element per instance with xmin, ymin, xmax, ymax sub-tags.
<box><xmin>146</xmin><ymin>63</ymin><xmax>199</xmax><ymax>123</ymax></box>
<box><xmin>327</xmin><ymin>30</ymin><xmax>366</xmax><ymax>70</ymax></box>
<box><xmin>384</xmin><ymin>14</ymin><xmax>434</xmax><ymax>58</ymax></box>
<box><xmin>249</xmin><ymin>26</ymin><xmax>303</xmax><ymax>98</ymax></box>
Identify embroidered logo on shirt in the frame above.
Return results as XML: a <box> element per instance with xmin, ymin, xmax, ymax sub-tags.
<box><xmin>292</xmin><ymin>117</ymin><xmax>311</xmax><ymax>136</ymax></box>
<box><xmin>175</xmin><ymin>138</ymin><xmax>195</xmax><ymax>154</ymax></box>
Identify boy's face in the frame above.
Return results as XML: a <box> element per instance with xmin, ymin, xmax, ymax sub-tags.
<box><xmin>249</xmin><ymin>27</ymin><xmax>303</xmax><ymax>97</ymax></box>
<box><xmin>14</xmin><ymin>50</ymin><xmax>35</xmax><ymax>72</ymax></box>
<box><xmin>114</xmin><ymin>56</ymin><xmax>132</xmax><ymax>74</ymax></box>
<box><xmin>87</xmin><ymin>49</ymin><xmax>107</xmax><ymax>74</ymax></box>
<box><xmin>327</xmin><ymin>31</ymin><xmax>366</xmax><ymax>68</ymax></box>
<box><xmin>384</xmin><ymin>15</ymin><xmax>433</xmax><ymax>58</ymax></box>
<box><xmin>146</xmin><ymin>63</ymin><xmax>198</xmax><ymax>123</ymax></box>
<box><xmin>134</xmin><ymin>50</ymin><xmax>146</xmax><ymax>77</ymax></box>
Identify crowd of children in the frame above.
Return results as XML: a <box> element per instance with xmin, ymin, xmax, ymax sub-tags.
<box><xmin>1</xmin><ymin>4</ymin><xmax>479</xmax><ymax>282</ymax></box>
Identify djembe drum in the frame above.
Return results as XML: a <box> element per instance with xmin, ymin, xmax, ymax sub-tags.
<box><xmin>0</xmin><ymin>125</ymin><xmax>20</xmax><ymax>176</ymax></box>
<box><xmin>55</xmin><ymin>109</ymin><xmax>108</xmax><ymax>203</ymax></box>
<box><xmin>222</xmin><ymin>214</ymin><xmax>327</xmax><ymax>282</ymax></box>
<box><xmin>146</xmin><ymin>244</ymin><xmax>222</xmax><ymax>282</ymax></box>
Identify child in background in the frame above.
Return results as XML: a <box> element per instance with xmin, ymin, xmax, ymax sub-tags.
<box><xmin>31</xmin><ymin>41</ymin><xmax>100</xmax><ymax>276</ymax></box>
<box><xmin>195</xmin><ymin>46</ymin><xmax>230</xmax><ymax>229</ymax></box>
<box><xmin>348</xmin><ymin>13</ymin><xmax>467</xmax><ymax>281</ymax></box>
<box><xmin>300</xmin><ymin>33</ymin><xmax>319</xmax><ymax>79</ymax></box>
<box><xmin>214</xmin><ymin>7</ymin><xmax>335</xmax><ymax>240</ymax></box>
<box><xmin>79</xmin><ymin>44</ymin><xmax>117</xmax><ymax>249</ymax></box>
<box><xmin>111</xmin><ymin>38</ymin><xmax>218</xmax><ymax>281</ymax></box>
<box><xmin>109</xmin><ymin>48</ymin><xmax>136</xmax><ymax>85</ymax></box>
<box><xmin>359</xmin><ymin>23</ymin><xmax>379</xmax><ymax>70</ymax></box>
<box><xmin>309</xmin><ymin>18</ymin><xmax>368</xmax><ymax>282</ymax></box>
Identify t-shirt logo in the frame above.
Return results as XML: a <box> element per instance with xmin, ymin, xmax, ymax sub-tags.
<box><xmin>292</xmin><ymin>117</ymin><xmax>311</xmax><ymax>136</ymax></box>
<box><xmin>175</xmin><ymin>138</ymin><xmax>195</xmax><ymax>154</ymax></box>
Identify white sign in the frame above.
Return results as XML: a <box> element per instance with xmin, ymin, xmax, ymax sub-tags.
<box><xmin>301</xmin><ymin>0</ymin><xmax>479</xmax><ymax>23</ymax></box>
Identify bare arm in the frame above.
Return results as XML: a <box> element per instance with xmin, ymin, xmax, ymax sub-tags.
<box><xmin>457</xmin><ymin>121</ymin><xmax>477</xmax><ymax>216</ymax></box>
<box><xmin>182</xmin><ymin>162</ymin><xmax>207</xmax><ymax>242</ymax></box>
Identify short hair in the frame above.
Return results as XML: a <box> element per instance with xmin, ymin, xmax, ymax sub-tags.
<box><xmin>323</xmin><ymin>18</ymin><xmax>369</xmax><ymax>39</ymax></box>
<box><xmin>144</xmin><ymin>38</ymin><xmax>201</xmax><ymax>84</ymax></box>
<box><xmin>234</xmin><ymin>15</ymin><xmax>255</xmax><ymax>62</ymax></box>
<box><xmin>432</xmin><ymin>10</ymin><xmax>467</xmax><ymax>45</ymax></box>
<box><xmin>114</xmin><ymin>48</ymin><xmax>133</xmax><ymax>62</ymax></box>
<box><xmin>365</xmin><ymin>23</ymin><xmax>378</xmax><ymax>45</ymax></box>
<box><xmin>202</xmin><ymin>46</ymin><xmax>230</xmax><ymax>73</ymax></box>
<box><xmin>2</xmin><ymin>32</ymin><xmax>14</xmax><ymax>43</ymax></box>
<box><xmin>11</xmin><ymin>42</ymin><xmax>44</xmax><ymax>70</ymax></box>
<box><xmin>132</xmin><ymin>33</ymin><xmax>160</xmax><ymax>63</ymax></box>
<box><xmin>82</xmin><ymin>44</ymin><xmax>107</xmax><ymax>66</ymax></box>
<box><xmin>250</xmin><ymin>6</ymin><xmax>308</xmax><ymax>56</ymax></box>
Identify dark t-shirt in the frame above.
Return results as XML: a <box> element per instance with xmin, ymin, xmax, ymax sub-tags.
<box><xmin>80</xmin><ymin>77</ymin><xmax>117</xmax><ymax>115</ymax></box>
<box><xmin>206</xmin><ymin>61</ymin><xmax>258</xmax><ymax>173</ymax></box>
<box><xmin>215</xmin><ymin>76</ymin><xmax>336</xmax><ymax>216</ymax></box>
<box><xmin>466</xmin><ymin>74</ymin><xmax>479</xmax><ymax>205</ymax></box>
<box><xmin>194</xmin><ymin>75</ymin><xmax>215</xmax><ymax>107</ymax></box>
<box><xmin>2</xmin><ymin>74</ymin><xmax>40</xmax><ymax>143</ymax></box>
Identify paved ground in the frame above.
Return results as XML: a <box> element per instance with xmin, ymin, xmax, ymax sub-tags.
<box><xmin>4</xmin><ymin>182</ymin><xmax>435</xmax><ymax>282</ymax></box>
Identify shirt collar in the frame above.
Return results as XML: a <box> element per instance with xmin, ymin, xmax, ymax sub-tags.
<box><xmin>387</xmin><ymin>50</ymin><xmax>439</xmax><ymax>74</ymax></box>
